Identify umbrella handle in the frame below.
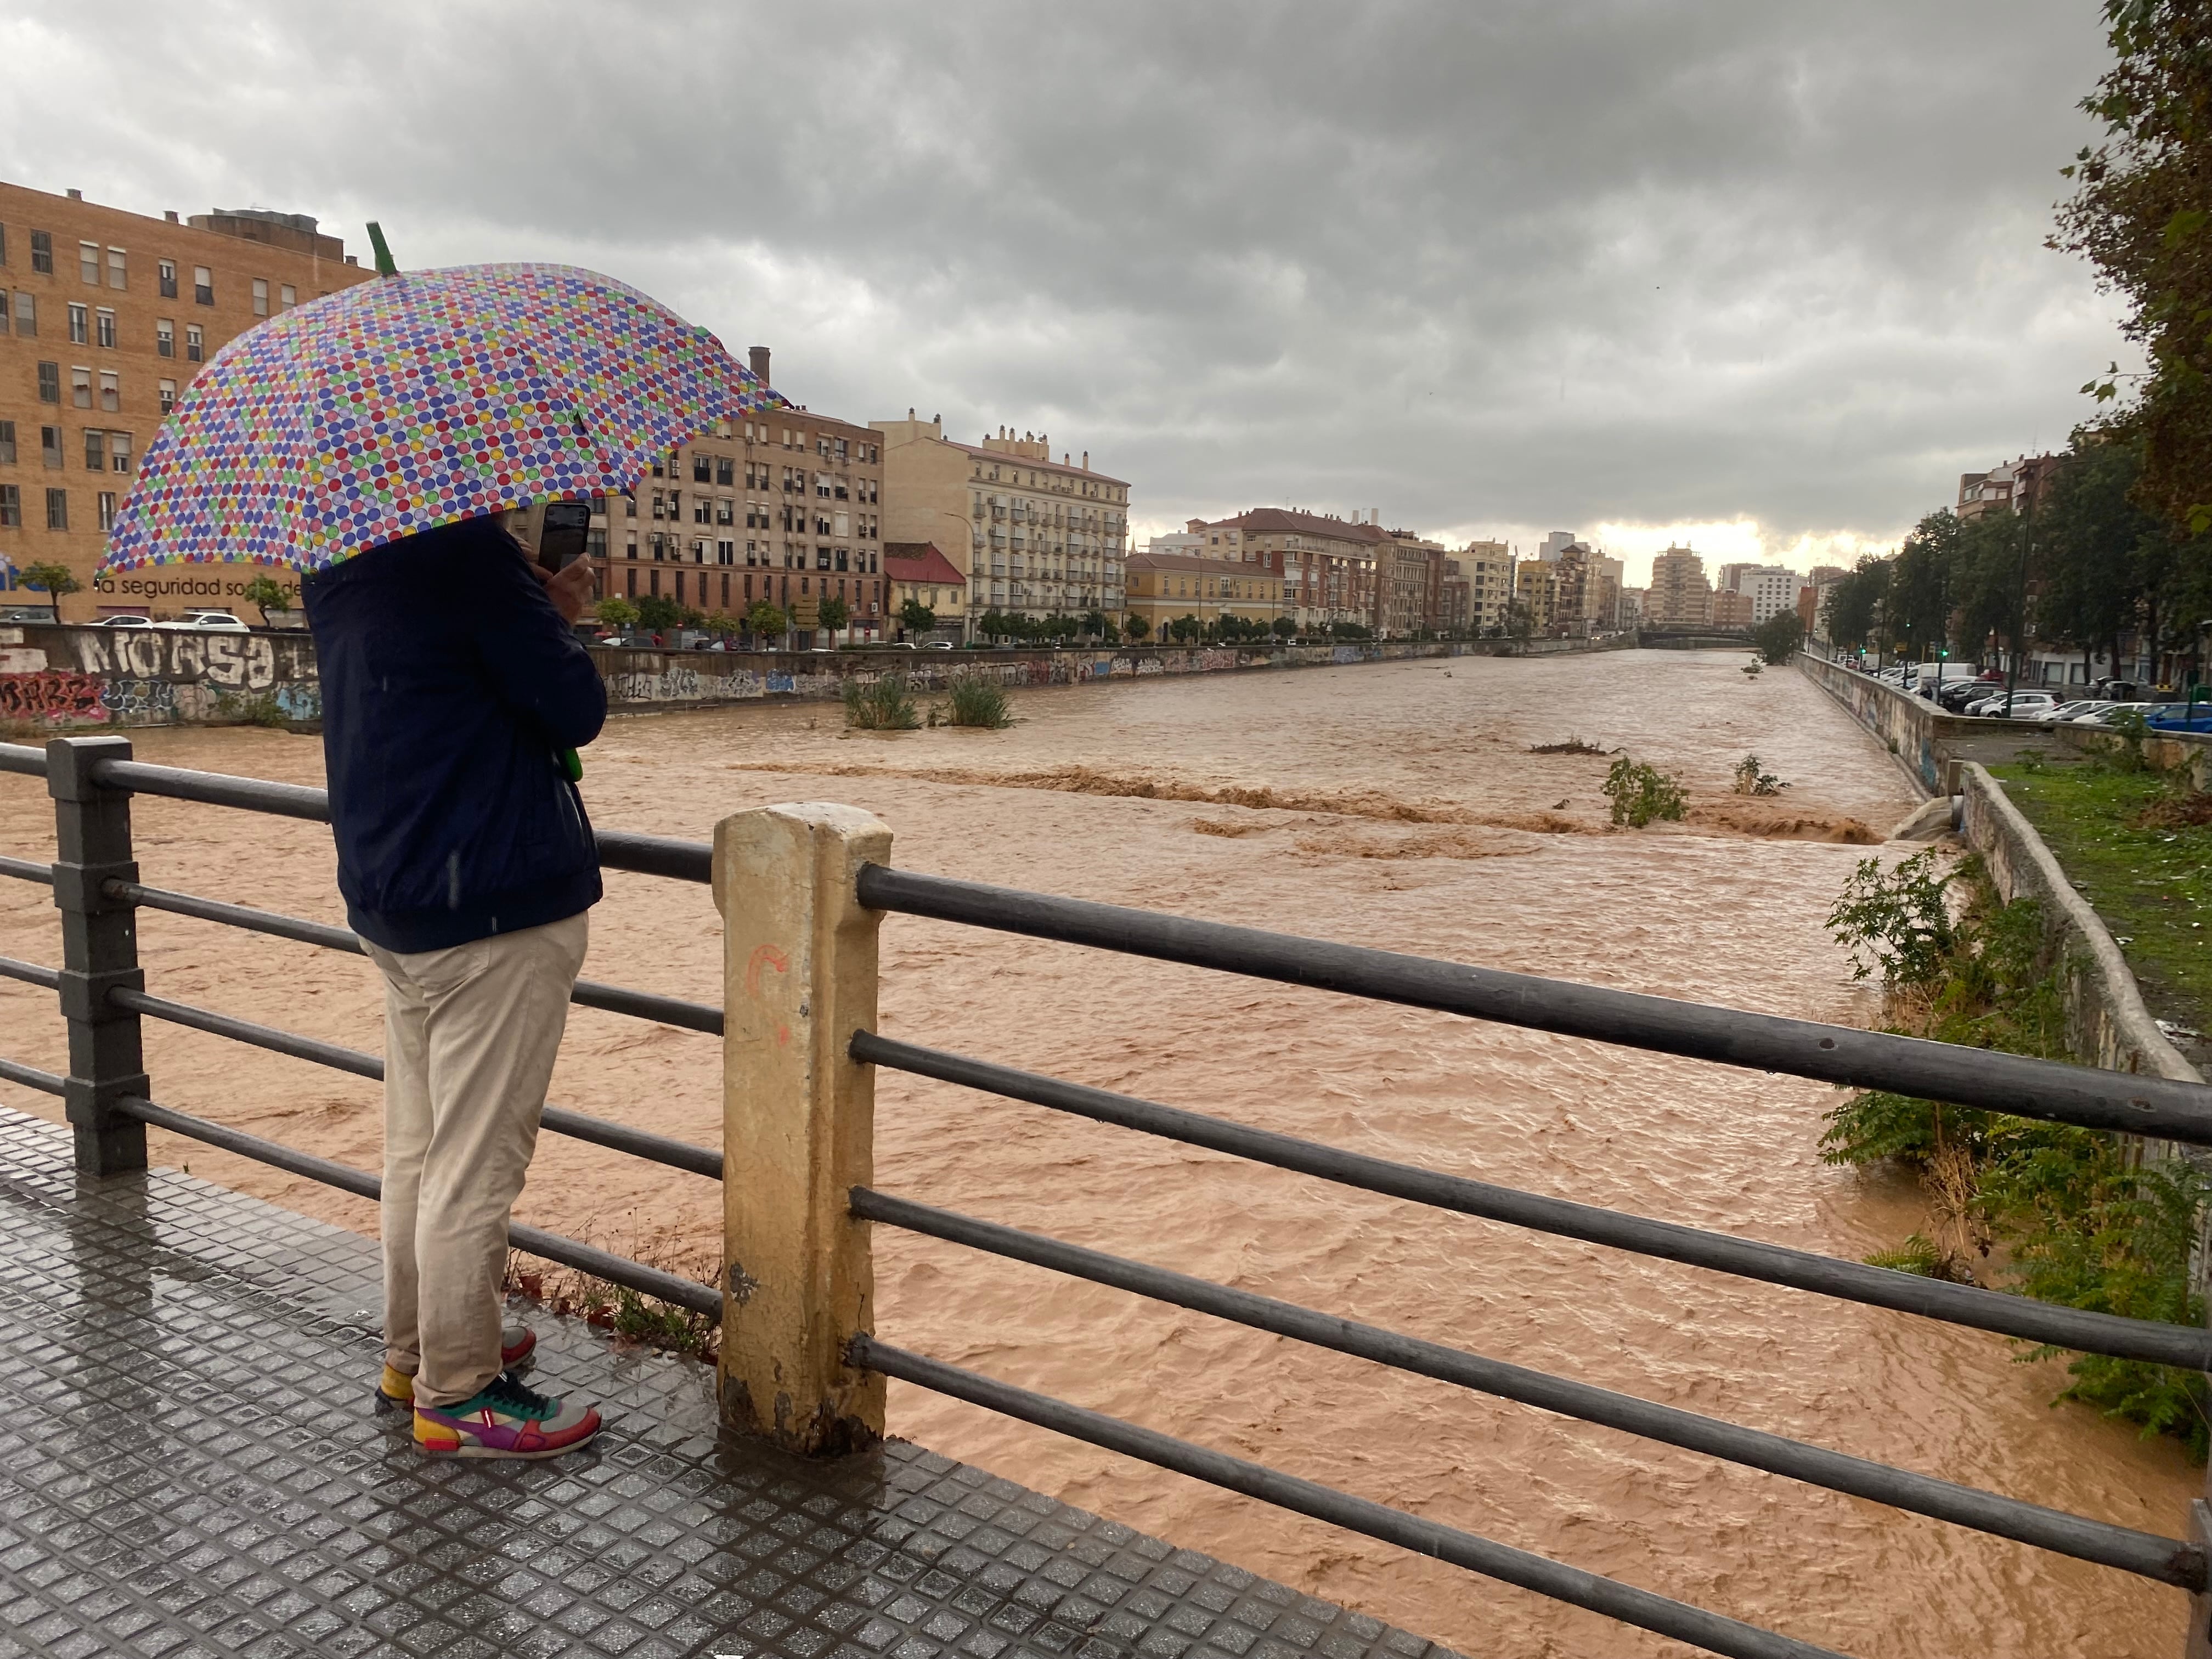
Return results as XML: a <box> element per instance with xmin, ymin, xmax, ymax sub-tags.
<box><xmin>557</xmin><ymin>747</ymin><xmax>583</xmax><ymax>784</ymax></box>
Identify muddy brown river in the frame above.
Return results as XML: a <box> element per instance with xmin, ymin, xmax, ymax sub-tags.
<box><xmin>0</xmin><ymin>648</ymin><xmax>2196</xmax><ymax>1657</ymax></box>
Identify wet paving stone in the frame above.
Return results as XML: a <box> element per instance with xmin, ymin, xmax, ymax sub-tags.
<box><xmin>0</xmin><ymin>1108</ymin><xmax>1454</xmax><ymax>1659</ymax></box>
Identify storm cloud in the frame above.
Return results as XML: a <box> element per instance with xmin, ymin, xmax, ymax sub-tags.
<box><xmin>2</xmin><ymin>1</ymin><xmax>2130</xmax><ymax>579</ymax></box>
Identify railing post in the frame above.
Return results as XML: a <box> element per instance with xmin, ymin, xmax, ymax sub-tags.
<box><xmin>712</xmin><ymin>801</ymin><xmax>890</xmax><ymax>1454</ymax></box>
<box><xmin>46</xmin><ymin>735</ymin><xmax>147</xmax><ymax>1176</ymax></box>
<box><xmin>2189</xmin><ymin>1500</ymin><xmax>2212</xmax><ymax>1659</ymax></box>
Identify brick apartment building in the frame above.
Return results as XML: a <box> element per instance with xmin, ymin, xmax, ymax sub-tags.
<box><xmin>1184</xmin><ymin>508</ymin><xmax>1386</xmax><ymax>633</ymax></box>
<box><xmin>588</xmin><ymin>351</ymin><xmax>887</xmax><ymax>633</ymax></box>
<box><xmin>0</xmin><ymin>181</ymin><xmax>375</xmax><ymax>620</ymax></box>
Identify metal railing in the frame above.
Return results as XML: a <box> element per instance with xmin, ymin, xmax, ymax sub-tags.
<box><xmin>4</xmin><ymin>743</ymin><xmax>2210</xmax><ymax>1659</ymax></box>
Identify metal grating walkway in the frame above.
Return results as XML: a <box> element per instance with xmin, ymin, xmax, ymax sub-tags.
<box><xmin>0</xmin><ymin>1107</ymin><xmax>1455</xmax><ymax>1659</ymax></box>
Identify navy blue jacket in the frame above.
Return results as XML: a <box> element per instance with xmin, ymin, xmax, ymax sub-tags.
<box><xmin>303</xmin><ymin>517</ymin><xmax>606</xmax><ymax>953</ymax></box>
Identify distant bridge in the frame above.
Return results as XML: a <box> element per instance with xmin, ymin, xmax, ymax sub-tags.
<box><xmin>1637</xmin><ymin>625</ymin><xmax>1754</xmax><ymax>650</ymax></box>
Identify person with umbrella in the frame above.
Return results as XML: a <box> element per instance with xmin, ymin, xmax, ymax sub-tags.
<box><xmin>103</xmin><ymin>252</ymin><xmax>787</xmax><ymax>1459</ymax></box>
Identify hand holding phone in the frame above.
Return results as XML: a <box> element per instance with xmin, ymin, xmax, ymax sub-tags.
<box><xmin>537</xmin><ymin>500</ymin><xmax>592</xmax><ymax>573</ymax></box>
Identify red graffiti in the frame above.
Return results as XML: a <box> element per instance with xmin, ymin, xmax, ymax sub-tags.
<box><xmin>744</xmin><ymin>944</ymin><xmax>792</xmax><ymax>1046</ymax></box>
<box><xmin>0</xmin><ymin>672</ymin><xmax>109</xmax><ymax>724</ymax></box>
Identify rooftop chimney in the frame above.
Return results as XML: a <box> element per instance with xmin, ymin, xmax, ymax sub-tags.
<box><xmin>164</xmin><ymin>211</ymin><xmax>178</xmax><ymax>224</ymax></box>
<box><xmin>907</xmin><ymin>407</ymin><xmax>915</xmax><ymax>420</ymax></box>
<box><xmin>748</xmin><ymin>345</ymin><xmax>771</xmax><ymax>386</ymax></box>
<box><xmin>67</xmin><ymin>188</ymin><xmax>82</xmax><ymax>200</ymax></box>
<box><xmin>1082</xmin><ymin>451</ymin><xmax>1089</xmax><ymax>470</ymax></box>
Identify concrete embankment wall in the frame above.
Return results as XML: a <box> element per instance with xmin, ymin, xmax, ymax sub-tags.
<box><xmin>1956</xmin><ymin>761</ymin><xmax>2201</xmax><ymax>1092</ymax></box>
<box><xmin>0</xmin><ymin>622</ymin><xmax>1628</xmax><ymax>732</ymax></box>
<box><xmin>1797</xmin><ymin>652</ymin><xmax>2202</xmax><ymax>1097</ymax></box>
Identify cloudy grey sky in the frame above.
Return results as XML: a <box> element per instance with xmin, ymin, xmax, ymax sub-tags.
<box><xmin>3</xmin><ymin>1</ymin><xmax>2131</xmax><ymax>583</ymax></box>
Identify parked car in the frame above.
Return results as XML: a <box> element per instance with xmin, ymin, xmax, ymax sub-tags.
<box><xmin>924</xmin><ymin>640</ymin><xmax>955</xmax><ymax>650</ymax></box>
<box><xmin>89</xmin><ymin>614</ymin><xmax>157</xmax><ymax>629</ymax></box>
<box><xmin>1963</xmin><ymin>689</ymin><xmax>2058</xmax><ymax>718</ymax></box>
<box><xmin>2078</xmin><ymin>702</ymin><xmax>2152</xmax><ymax>724</ymax></box>
<box><xmin>0</xmin><ymin>605</ymin><xmax>57</xmax><ymax>623</ymax></box>
<box><xmin>2042</xmin><ymin>699</ymin><xmax>2112</xmax><ymax>722</ymax></box>
<box><xmin>154</xmin><ymin>610</ymin><xmax>251</xmax><ymax>633</ymax></box>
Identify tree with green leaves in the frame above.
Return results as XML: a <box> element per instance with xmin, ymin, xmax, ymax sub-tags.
<box><xmin>2055</xmin><ymin>1</ymin><xmax>2212</xmax><ymax>534</ymax></box>
<box><xmin>1821</xmin><ymin>555</ymin><xmax>1890</xmax><ymax>653</ymax></box>
<box><xmin>899</xmin><ymin>597</ymin><xmax>935</xmax><ymax>638</ymax></box>
<box><xmin>1124</xmin><ymin>614</ymin><xmax>1150</xmax><ymax>641</ymax></box>
<box><xmin>1272</xmin><ymin>615</ymin><xmax>1297</xmax><ymax>639</ymax></box>
<box><xmin>1752</xmin><ymin>610</ymin><xmax>1806</xmax><ymax>665</ymax></box>
<box><xmin>18</xmin><ymin>562</ymin><xmax>78</xmax><ymax>623</ymax></box>
<box><xmin>1167</xmin><ymin>614</ymin><xmax>1201</xmax><ymax>644</ymax></box>
<box><xmin>240</xmin><ymin>574</ymin><xmax>293</xmax><ymax>625</ymax></box>
<box><xmin>595</xmin><ymin>595</ymin><xmax>640</xmax><ymax>632</ymax></box>
<box><xmin>817</xmin><ymin>594</ymin><xmax>850</xmax><ymax>645</ymax></box>
<box><xmin>634</xmin><ymin>594</ymin><xmax>684</xmax><ymax>633</ymax></box>
<box><xmin>745</xmin><ymin>600</ymin><xmax>787</xmax><ymax>639</ymax></box>
<box><xmin>1887</xmin><ymin>510</ymin><xmax>1963</xmax><ymax>659</ymax></box>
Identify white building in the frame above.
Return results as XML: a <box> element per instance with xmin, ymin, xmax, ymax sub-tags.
<box><xmin>1742</xmin><ymin>566</ymin><xmax>1803</xmax><ymax>626</ymax></box>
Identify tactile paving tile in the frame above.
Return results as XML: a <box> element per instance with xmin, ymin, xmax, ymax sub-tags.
<box><xmin>0</xmin><ymin>1107</ymin><xmax>1455</xmax><ymax>1659</ymax></box>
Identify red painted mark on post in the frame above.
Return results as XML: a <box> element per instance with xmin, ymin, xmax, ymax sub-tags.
<box><xmin>0</xmin><ymin>672</ymin><xmax>110</xmax><ymax>723</ymax></box>
<box><xmin>745</xmin><ymin>943</ymin><xmax>792</xmax><ymax>1046</ymax></box>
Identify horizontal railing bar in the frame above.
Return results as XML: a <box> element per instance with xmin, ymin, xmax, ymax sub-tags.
<box><xmin>70</xmin><ymin>757</ymin><xmax>715</xmax><ymax>882</ymax></box>
<box><xmin>849</xmin><ymin>1336</ymin><xmax>1847</xmax><ymax>1659</ymax></box>
<box><xmin>106</xmin><ymin>880</ymin><xmax>724</xmax><ymax>1034</ymax></box>
<box><xmin>0</xmin><ymin>1057</ymin><xmax>64</xmax><ymax>1096</ymax></box>
<box><xmin>108</xmin><ymin>987</ymin><xmax>721</xmax><ymax>1177</ymax></box>
<box><xmin>852</xmin><ymin>1187</ymin><xmax>2201</xmax><ymax>1589</ymax></box>
<box><xmin>0</xmin><ymin>854</ymin><xmax>53</xmax><ymax>885</ymax></box>
<box><xmin>0</xmin><ymin>741</ymin><xmax>47</xmax><ymax>778</ymax></box>
<box><xmin>855</xmin><ymin>865</ymin><xmax>2212</xmax><ymax>1147</ymax></box>
<box><xmin>0</xmin><ymin>954</ymin><xmax>61</xmax><ymax>991</ymax></box>
<box><xmin>111</xmin><ymin>1097</ymin><xmax>720</xmax><ymax>1317</ymax></box>
<box><xmin>852</xmin><ymin>1031</ymin><xmax>2212</xmax><ymax>1370</ymax></box>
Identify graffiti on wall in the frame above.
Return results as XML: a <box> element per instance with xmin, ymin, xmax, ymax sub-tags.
<box><xmin>0</xmin><ymin>671</ymin><xmax>111</xmax><ymax>724</ymax></box>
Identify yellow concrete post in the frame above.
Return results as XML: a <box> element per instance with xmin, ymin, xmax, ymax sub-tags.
<box><xmin>712</xmin><ymin>801</ymin><xmax>891</xmax><ymax>1454</ymax></box>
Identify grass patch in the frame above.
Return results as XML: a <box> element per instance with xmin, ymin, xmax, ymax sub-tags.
<box><xmin>1987</xmin><ymin>757</ymin><xmax>2212</xmax><ymax>1037</ymax></box>
<box><xmin>945</xmin><ymin>671</ymin><xmax>1013</xmax><ymax>729</ymax></box>
<box><xmin>504</xmin><ymin>1250</ymin><xmax>719</xmax><ymax>1362</ymax></box>
<box><xmin>843</xmin><ymin>672</ymin><xmax>920</xmax><ymax>731</ymax></box>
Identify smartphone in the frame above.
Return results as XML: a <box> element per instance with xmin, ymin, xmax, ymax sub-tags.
<box><xmin>537</xmin><ymin>501</ymin><xmax>592</xmax><ymax>572</ymax></box>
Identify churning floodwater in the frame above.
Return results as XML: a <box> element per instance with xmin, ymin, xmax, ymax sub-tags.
<box><xmin>0</xmin><ymin>648</ymin><xmax>2194</xmax><ymax>1657</ymax></box>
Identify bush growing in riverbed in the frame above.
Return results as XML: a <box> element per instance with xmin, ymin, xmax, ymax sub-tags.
<box><xmin>1822</xmin><ymin>850</ymin><xmax>2210</xmax><ymax>1457</ymax></box>
<box><xmin>1732</xmin><ymin>754</ymin><xmax>1787</xmax><ymax>796</ymax></box>
<box><xmin>1601</xmin><ymin>757</ymin><xmax>1684</xmax><ymax>827</ymax></box>
<box><xmin>843</xmin><ymin>673</ymin><xmax>920</xmax><ymax>730</ymax></box>
<box><xmin>946</xmin><ymin>671</ymin><xmax>1012</xmax><ymax>729</ymax></box>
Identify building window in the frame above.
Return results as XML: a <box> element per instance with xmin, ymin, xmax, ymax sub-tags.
<box><xmin>279</xmin><ymin>283</ymin><xmax>296</xmax><ymax>309</ymax></box>
<box><xmin>715</xmin><ymin>456</ymin><xmax>733</xmax><ymax>486</ymax></box>
<box><xmin>41</xmin><ymin>426</ymin><xmax>62</xmax><ymax>468</ymax></box>
<box><xmin>585</xmin><ymin>528</ymin><xmax>606</xmax><ymax>559</ymax></box>
<box><xmin>67</xmin><ymin>303</ymin><xmax>87</xmax><ymax>345</ymax></box>
<box><xmin>84</xmin><ymin>430</ymin><xmax>105</xmax><ymax>471</ymax></box>
<box><xmin>99</xmin><ymin>371</ymin><xmax>118</xmax><ymax>413</ymax></box>
<box><xmin>624</xmin><ymin>533</ymin><xmax>636</xmax><ymax>560</ymax></box>
<box><xmin>97</xmin><ymin>490</ymin><xmax>116</xmax><ymax>532</ymax></box>
<box><xmin>717</xmin><ymin>540</ymin><xmax>735</xmax><ymax>566</ymax></box>
<box><xmin>71</xmin><ymin>366</ymin><xmax>91</xmax><ymax>408</ymax></box>
<box><xmin>193</xmin><ymin>266</ymin><xmax>213</xmax><ymax>306</ymax></box>
<box><xmin>11</xmin><ymin>291</ymin><xmax>31</xmax><ymax>338</ymax></box>
<box><xmin>692</xmin><ymin>454</ymin><xmax>711</xmax><ymax>483</ymax></box>
<box><xmin>45</xmin><ymin>488</ymin><xmax>66</xmax><ymax>531</ymax></box>
<box><xmin>110</xmin><ymin>433</ymin><xmax>131</xmax><ymax>473</ymax></box>
<box><xmin>158</xmin><ymin>379</ymin><xmax>177</xmax><ymax>414</ymax></box>
<box><xmin>30</xmin><ymin>231</ymin><xmax>52</xmax><ymax>274</ymax></box>
<box><xmin>623</xmin><ymin>492</ymin><xmax>635</xmax><ymax>518</ymax></box>
<box><xmin>158</xmin><ymin>259</ymin><xmax>177</xmax><ymax>298</ymax></box>
<box><xmin>78</xmin><ymin>241</ymin><xmax>99</xmax><ymax>284</ymax></box>
<box><xmin>252</xmin><ymin>278</ymin><xmax>269</xmax><ymax>317</ymax></box>
<box><xmin>0</xmin><ymin>484</ymin><xmax>16</xmax><ymax>527</ymax></box>
<box><xmin>625</xmin><ymin>568</ymin><xmax>636</xmax><ymax>597</ymax></box>
<box><xmin>36</xmin><ymin>362</ymin><xmax>58</xmax><ymax>403</ymax></box>
<box><xmin>95</xmin><ymin>308</ymin><xmax>115</xmax><ymax>348</ymax></box>
<box><xmin>106</xmin><ymin>247</ymin><xmax>125</xmax><ymax>290</ymax></box>
<box><xmin>156</xmin><ymin>319</ymin><xmax>173</xmax><ymax>357</ymax></box>
<box><xmin>185</xmin><ymin>325</ymin><xmax>203</xmax><ymax>363</ymax></box>
<box><xmin>0</xmin><ymin>421</ymin><xmax>12</xmax><ymax>464</ymax></box>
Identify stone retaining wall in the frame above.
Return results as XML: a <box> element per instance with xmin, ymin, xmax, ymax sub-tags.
<box><xmin>0</xmin><ymin>622</ymin><xmax>1629</xmax><ymax>732</ymax></box>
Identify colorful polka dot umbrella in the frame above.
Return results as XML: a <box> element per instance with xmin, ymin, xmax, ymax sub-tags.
<box><xmin>100</xmin><ymin>261</ymin><xmax>789</xmax><ymax>576</ymax></box>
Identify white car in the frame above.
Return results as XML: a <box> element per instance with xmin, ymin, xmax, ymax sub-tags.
<box><xmin>1965</xmin><ymin>690</ymin><xmax>2057</xmax><ymax>718</ymax></box>
<box><xmin>154</xmin><ymin>611</ymin><xmax>251</xmax><ymax>633</ymax></box>
<box><xmin>89</xmin><ymin>614</ymin><xmax>157</xmax><ymax>628</ymax></box>
<box><xmin>2079</xmin><ymin>702</ymin><xmax>2154</xmax><ymax>724</ymax></box>
<box><xmin>2043</xmin><ymin>699</ymin><xmax>2112</xmax><ymax>722</ymax></box>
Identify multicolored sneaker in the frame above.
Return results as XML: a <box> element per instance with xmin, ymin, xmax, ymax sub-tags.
<box><xmin>375</xmin><ymin>1323</ymin><xmax>537</xmax><ymax>1409</ymax></box>
<box><xmin>412</xmin><ymin>1371</ymin><xmax>602</xmax><ymax>1460</ymax></box>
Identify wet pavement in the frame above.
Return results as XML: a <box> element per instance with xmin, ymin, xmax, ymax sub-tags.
<box><xmin>0</xmin><ymin>1105</ymin><xmax>1453</xmax><ymax>1659</ymax></box>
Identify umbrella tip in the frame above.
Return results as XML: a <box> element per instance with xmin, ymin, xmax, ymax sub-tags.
<box><xmin>366</xmin><ymin>221</ymin><xmax>399</xmax><ymax>277</ymax></box>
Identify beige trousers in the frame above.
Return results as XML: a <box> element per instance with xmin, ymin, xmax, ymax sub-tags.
<box><xmin>368</xmin><ymin>912</ymin><xmax>589</xmax><ymax>1408</ymax></box>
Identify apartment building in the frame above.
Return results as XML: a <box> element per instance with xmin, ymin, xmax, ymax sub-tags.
<box><xmin>1123</xmin><ymin>550</ymin><xmax>1284</xmax><ymax>635</ymax></box>
<box><xmin>1185</xmin><ymin>508</ymin><xmax>1384</xmax><ymax>632</ymax></box>
<box><xmin>1514</xmin><ymin>558</ymin><xmax>1561</xmax><ymax>634</ymax></box>
<box><xmin>1375</xmin><ymin>531</ymin><xmax>1449</xmax><ymax>636</ymax></box>
<box><xmin>1586</xmin><ymin>552</ymin><xmax>1624</xmax><ymax>631</ymax></box>
<box><xmin>1713</xmin><ymin>589</ymin><xmax>1754</xmax><ymax>628</ymax></box>
<box><xmin>1643</xmin><ymin>545</ymin><xmax>1714</xmax><ymax>626</ymax></box>
<box><xmin>1742</xmin><ymin>565</ymin><xmax>1802</xmax><ymax>626</ymax></box>
<box><xmin>0</xmin><ymin>182</ymin><xmax>374</xmax><ymax>620</ymax></box>
<box><xmin>872</xmin><ymin>414</ymin><xmax>1128</xmax><ymax>633</ymax></box>
<box><xmin>1459</xmin><ymin>540</ymin><xmax>1514</xmax><ymax>633</ymax></box>
<box><xmin>1957</xmin><ymin>454</ymin><xmax>2062</xmax><ymax>522</ymax></box>
<box><xmin>592</xmin><ymin>349</ymin><xmax>887</xmax><ymax>632</ymax></box>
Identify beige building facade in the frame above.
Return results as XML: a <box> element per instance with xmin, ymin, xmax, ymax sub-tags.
<box><xmin>1124</xmin><ymin>550</ymin><xmax>1284</xmax><ymax>636</ymax></box>
<box><xmin>1186</xmin><ymin>508</ymin><xmax>1383</xmax><ymax>632</ymax></box>
<box><xmin>1644</xmin><ymin>545</ymin><xmax>1714</xmax><ymax>626</ymax></box>
<box><xmin>1459</xmin><ymin>540</ymin><xmax>1514</xmax><ymax>633</ymax></box>
<box><xmin>871</xmin><ymin>415</ymin><xmax>1127</xmax><ymax>632</ymax></box>
<box><xmin>0</xmin><ymin>181</ymin><xmax>375</xmax><ymax>620</ymax></box>
<box><xmin>590</xmin><ymin>353</ymin><xmax>887</xmax><ymax>633</ymax></box>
